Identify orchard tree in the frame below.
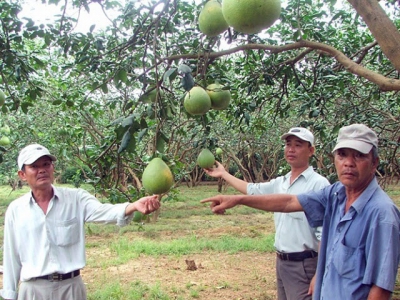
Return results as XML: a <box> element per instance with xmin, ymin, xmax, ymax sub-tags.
<box><xmin>0</xmin><ymin>0</ymin><xmax>399</xmax><ymax>195</ymax></box>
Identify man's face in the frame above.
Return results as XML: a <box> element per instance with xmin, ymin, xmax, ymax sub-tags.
<box><xmin>334</xmin><ymin>148</ymin><xmax>378</xmax><ymax>189</ymax></box>
<box><xmin>284</xmin><ymin>136</ymin><xmax>314</xmax><ymax>169</ymax></box>
<box><xmin>18</xmin><ymin>156</ymin><xmax>55</xmax><ymax>189</ymax></box>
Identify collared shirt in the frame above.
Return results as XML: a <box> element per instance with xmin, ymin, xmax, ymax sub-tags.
<box><xmin>298</xmin><ymin>177</ymin><xmax>400</xmax><ymax>299</ymax></box>
<box><xmin>1</xmin><ymin>186</ymin><xmax>133</xmax><ymax>300</ymax></box>
<box><xmin>247</xmin><ymin>166</ymin><xmax>330</xmax><ymax>253</ymax></box>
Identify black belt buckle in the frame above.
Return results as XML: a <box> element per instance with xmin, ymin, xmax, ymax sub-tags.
<box><xmin>48</xmin><ymin>273</ymin><xmax>62</xmax><ymax>282</ymax></box>
<box><xmin>35</xmin><ymin>270</ymin><xmax>79</xmax><ymax>281</ymax></box>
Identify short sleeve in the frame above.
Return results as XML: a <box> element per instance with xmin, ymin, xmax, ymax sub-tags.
<box><xmin>297</xmin><ymin>187</ymin><xmax>330</xmax><ymax>228</ymax></box>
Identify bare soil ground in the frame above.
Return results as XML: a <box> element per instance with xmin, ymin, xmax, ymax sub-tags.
<box><xmin>83</xmin><ymin>243</ymin><xmax>278</xmax><ymax>300</ymax></box>
<box><xmin>80</xmin><ymin>231</ymin><xmax>400</xmax><ymax>300</ymax></box>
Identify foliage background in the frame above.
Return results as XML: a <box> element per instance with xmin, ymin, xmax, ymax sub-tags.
<box><xmin>0</xmin><ymin>0</ymin><xmax>399</xmax><ymax>200</ymax></box>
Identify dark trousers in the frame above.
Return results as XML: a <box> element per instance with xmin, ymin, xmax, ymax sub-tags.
<box><xmin>276</xmin><ymin>256</ymin><xmax>318</xmax><ymax>300</ymax></box>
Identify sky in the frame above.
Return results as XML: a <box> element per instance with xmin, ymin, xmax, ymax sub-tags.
<box><xmin>19</xmin><ymin>0</ymin><xmax>121</xmax><ymax>33</ymax></box>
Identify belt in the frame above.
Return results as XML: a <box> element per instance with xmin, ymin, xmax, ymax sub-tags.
<box><xmin>34</xmin><ymin>270</ymin><xmax>80</xmax><ymax>281</ymax></box>
<box><xmin>276</xmin><ymin>250</ymin><xmax>318</xmax><ymax>261</ymax></box>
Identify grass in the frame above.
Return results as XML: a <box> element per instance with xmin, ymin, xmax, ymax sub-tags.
<box><xmin>89</xmin><ymin>281</ymin><xmax>172</xmax><ymax>300</ymax></box>
<box><xmin>0</xmin><ymin>183</ymin><xmax>399</xmax><ymax>299</ymax></box>
<box><xmin>84</xmin><ymin>234</ymin><xmax>275</xmax><ymax>269</ymax></box>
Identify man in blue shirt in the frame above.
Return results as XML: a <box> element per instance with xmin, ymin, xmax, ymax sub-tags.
<box><xmin>201</xmin><ymin>124</ymin><xmax>400</xmax><ymax>299</ymax></box>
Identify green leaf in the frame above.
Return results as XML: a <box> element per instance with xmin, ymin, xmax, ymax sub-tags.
<box><xmin>117</xmin><ymin>69</ymin><xmax>128</xmax><ymax>83</ymax></box>
<box><xmin>138</xmin><ymin>128</ymin><xmax>148</xmax><ymax>142</ymax></box>
<box><xmin>118</xmin><ymin>130</ymin><xmax>131</xmax><ymax>153</ymax></box>
<box><xmin>101</xmin><ymin>83</ymin><xmax>108</xmax><ymax>94</ymax></box>
<box><xmin>178</xmin><ymin>64</ymin><xmax>191</xmax><ymax>74</ymax></box>
<box><xmin>163</xmin><ymin>68</ymin><xmax>178</xmax><ymax>85</ymax></box>
<box><xmin>121</xmin><ymin>115</ymin><xmax>135</xmax><ymax>127</ymax></box>
<box><xmin>110</xmin><ymin>116</ymin><xmax>125</xmax><ymax>126</ymax></box>
<box><xmin>21</xmin><ymin>102</ymin><xmax>33</xmax><ymax>113</ymax></box>
<box><xmin>181</xmin><ymin>73</ymin><xmax>194</xmax><ymax>91</ymax></box>
<box><xmin>156</xmin><ymin>133</ymin><xmax>165</xmax><ymax>153</ymax></box>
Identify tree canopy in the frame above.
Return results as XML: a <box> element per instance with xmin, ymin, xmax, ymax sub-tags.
<box><xmin>0</xmin><ymin>0</ymin><xmax>399</xmax><ymax>199</ymax></box>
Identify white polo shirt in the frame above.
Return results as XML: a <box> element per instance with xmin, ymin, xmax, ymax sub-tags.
<box><xmin>247</xmin><ymin>166</ymin><xmax>330</xmax><ymax>253</ymax></box>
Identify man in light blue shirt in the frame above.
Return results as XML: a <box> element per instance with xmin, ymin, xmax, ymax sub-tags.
<box><xmin>298</xmin><ymin>172</ymin><xmax>398</xmax><ymax>299</ymax></box>
<box><xmin>202</xmin><ymin>124</ymin><xmax>400</xmax><ymax>299</ymax></box>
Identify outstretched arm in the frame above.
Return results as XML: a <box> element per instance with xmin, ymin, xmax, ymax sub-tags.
<box><xmin>201</xmin><ymin>193</ymin><xmax>303</xmax><ymax>214</ymax></box>
<box><xmin>204</xmin><ymin>161</ymin><xmax>248</xmax><ymax>194</ymax></box>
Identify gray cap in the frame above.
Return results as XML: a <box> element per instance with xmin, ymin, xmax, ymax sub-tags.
<box><xmin>332</xmin><ymin>124</ymin><xmax>378</xmax><ymax>154</ymax></box>
<box><xmin>281</xmin><ymin>127</ymin><xmax>314</xmax><ymax>145</ymax></box>
<box><xmin>18</xmin><ymin>144</ymin><xmax>57</xmax><ymax>170</ymax></box>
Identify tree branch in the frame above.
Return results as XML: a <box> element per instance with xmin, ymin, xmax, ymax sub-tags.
<box><xmin>347</xmin><ymin>0</ymin><xmax>400</xmax><ymax>72</ymax></box>
<box><xmin>162</xmin><ymin>40</ymin><xmax>400</xmax><ymax>91</ymax></box>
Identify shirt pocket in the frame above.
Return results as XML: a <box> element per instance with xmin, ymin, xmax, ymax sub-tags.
<box><xmin>332</xmin><ymin>241</ymin><xmax>365</xmax><ymax>279</ymax></box>
<box><xmin>54</xmin><ymin>217</ymin><xmax>80</xmax><ymax>247</ymax></box>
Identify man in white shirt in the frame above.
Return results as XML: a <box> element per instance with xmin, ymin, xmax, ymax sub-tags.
<box><xmin>1</xmin><ymin>144</ymin><xmax>161</xmax><ymax>300</ymax></box>
<box><xmin>204</xmin><ymin>127</ymin><xmax>330</xmax><ymax>300</ymax></box>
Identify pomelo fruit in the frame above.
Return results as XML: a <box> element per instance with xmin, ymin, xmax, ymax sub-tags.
<box><xmin>0</xmin><ymin>136</ymin><xmax>11</xmax><ymax>146</ymax></box>
<box><xmin>0</xmin><ymin>89</ymin><xmax>5</xmax><ymax>106</ymax></box>
<box><xmin>222</xmin><ymin>0</ymin><xmax>281</xmax><ymax>34</ymax></box>
<box><xmin>206</xmin><ymin>83</ymin><xmax>231</xmax><ymax>110</ymax></box>
<box><xmin>0</xmin><ymin>125</ymin><xmax>10</xmax><ymax>135</ymax></box>
<box><xmin>198</xmin><ymin>0</ymin><xmax>229</xmax><ymax>37</ymax></box>
<box><xmin>142</xmin><ymin>157</ymin><xmax>174</xmax><ymax>194</ymax></box>
<box><xmin>184</xmin><ymin>86</ymin><xmax>211</xmax><ymax>115</ymax></box>
<box><xmin>133</xmin><ymin>211</ymin><xmax>146</xmax><ymax>223</ymax></box>
<box><xmin>197</xmin><ymin>148</ymin><xmax>215</xmax><ymax>168</ymax></box>
<box><xmin>215</xmin><ymin>147</ymin><xmax>223</xmax><ymax>155</ymax></box>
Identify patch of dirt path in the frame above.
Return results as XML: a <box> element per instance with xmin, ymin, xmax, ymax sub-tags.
<box><xmin>82</xmin><ymin>250</ymin><xmax>278</xmax><ymax>299</ymax></box>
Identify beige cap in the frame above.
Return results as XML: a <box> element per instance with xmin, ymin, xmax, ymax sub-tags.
<box><xmin>332</xmin><ymin>124</ymin><xmax>378</xmax><ymax>154</ymax></box>
<box><xmin>281</xmin><ymin>127</ymin><xmax>314</xmax><ymax>145</ymax></box>
<box><xmin>18</xmin><ymin>144</ymin><xmax>57</xmax><ymax>170</ymax></box>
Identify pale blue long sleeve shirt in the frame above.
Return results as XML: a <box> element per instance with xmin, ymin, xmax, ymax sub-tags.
<box><xmin>1</xmin><ymin>186</ymin><xmax>133</xmax><ymax>300</ymax></box>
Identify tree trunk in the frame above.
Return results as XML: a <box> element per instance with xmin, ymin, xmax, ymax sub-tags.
<box><xmin>347</xmin><ymin>0</ymin><xmax>400</xmax><ymax>72</ymax></box>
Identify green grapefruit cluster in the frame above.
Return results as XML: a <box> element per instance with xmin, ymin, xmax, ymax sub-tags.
<box><xmin>198</xmin><ymin>0</ymin><xmax>281</xmax><ymax>36</ymax></box>
<box><xmin>184</xmin><ymin>86</ymin><xmax>212</xmax><ymax>116</ymax></box>
<box><xmin>184</xmin><ymin>84</ymin><xmax>231</xmax><ymax>116</ymax></box>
